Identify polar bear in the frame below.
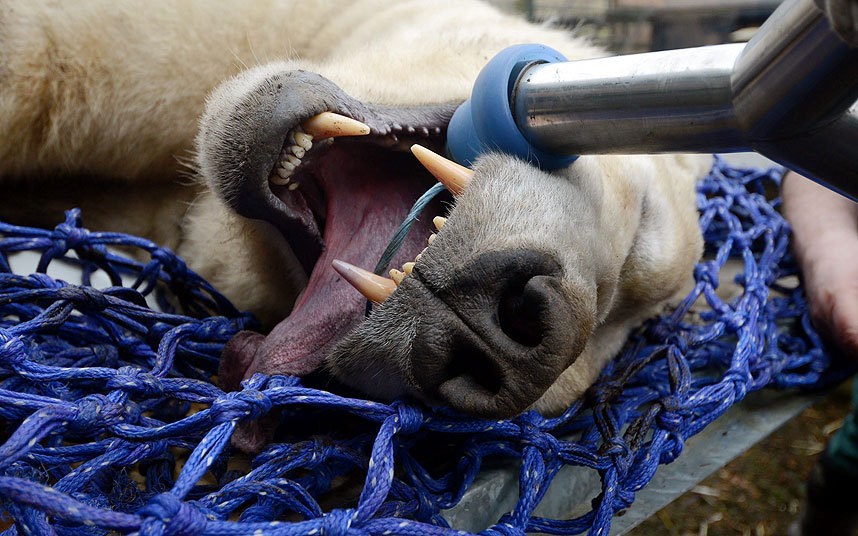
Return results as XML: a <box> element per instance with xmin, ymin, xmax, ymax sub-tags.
<box><xmin>0</xmin><ymin>0</ymin><xmax>709</xmax><ymax>431</ymax></box>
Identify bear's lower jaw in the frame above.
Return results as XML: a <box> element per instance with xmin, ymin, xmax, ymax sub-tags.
<box><xmin>218</xmin><ymin>142</ymin><xmax>447</xmax><ymax>394</ymax></box>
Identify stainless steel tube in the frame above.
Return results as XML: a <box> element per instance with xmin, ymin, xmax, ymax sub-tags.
<box><xmin>515</xmin><ymin>44</ymin><xmax>747</xmax><ymax>154</ymax></box>
<box><xmin>513</xmin><ymin>0</ymin><xmax>858</xmax><ymax>198</ymax></box>
<box><xmin>755</xmin><ymin>101</ymin><xmax>858</xmax><ymax>199</ymax></box>
<box><xmin>732</xmin><ymin>0</ymin><xmax>858</xmax><ymax>138</ymax></box>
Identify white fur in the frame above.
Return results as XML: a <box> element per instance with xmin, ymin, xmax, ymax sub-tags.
<box><xmin>0</xmin><ymin>0</ymin><xmax>711</xmax><ymax>415</ymax></box>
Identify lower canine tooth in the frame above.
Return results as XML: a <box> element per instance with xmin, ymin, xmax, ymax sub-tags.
<box><xmin>332</xmin><ymin>260</ymin><xmax>395</xmax><ymax>304</ymax></box>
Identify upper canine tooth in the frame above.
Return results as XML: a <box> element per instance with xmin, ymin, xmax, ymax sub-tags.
<box><xmin>410</xmin><ymin>145</ymin><xmax>473</xmax><ymax>195</ymax></box>
<box><xmin>433</xmin><ymin>216</ymin><xmax>446</xmax><ymax>231</ymax></box>
<box><xmin>301</xmin><ymin>112</ymin><xmax>371</xmax><ymax>139</ymax></box>
<box><xmin>331</xmin><ymin>259</ymin><xmax>395</xmax><ymax>304</ymax></box>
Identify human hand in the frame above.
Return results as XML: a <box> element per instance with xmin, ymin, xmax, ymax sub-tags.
<box><xmin>782</xmin><ymin>171</ymin><xmax>858</xmax><ymax>359</ymax></box>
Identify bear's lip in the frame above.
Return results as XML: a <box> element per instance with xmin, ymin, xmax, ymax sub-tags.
<box><xmin>218</xmin><ymin>135</ymin><xmax>449</xmax><ymax>390</ymax></box>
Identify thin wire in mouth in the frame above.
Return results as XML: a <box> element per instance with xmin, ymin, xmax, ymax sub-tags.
<box><xmin>332</xmin><ymin>145</ymin><xmax>474</xmax><ymax>307</ymax></box>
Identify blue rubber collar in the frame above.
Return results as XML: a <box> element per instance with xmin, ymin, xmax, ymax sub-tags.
<box><xmin>446</xmin><ymin>44</ymin><xmax>578</xmax><ymax>171</ymax></box>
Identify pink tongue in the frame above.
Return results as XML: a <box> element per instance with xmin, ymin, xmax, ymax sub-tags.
<box><xmin>221</xmin><ymin>145</ymin><xmax>433</xmax><ymax>388</ymax></box>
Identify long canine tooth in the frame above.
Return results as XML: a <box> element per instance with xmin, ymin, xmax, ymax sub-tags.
<box><xmin>410</xmin><ymin>145</ymin><xmax>473</xmax><ymax>195</ymax></box>
<box><xmin>302</xmin><ymin>112</ymin><xmax>371</xmax><ymax>138</ymax></box>
<box><xmin>433</xmin><ymin>216</ymin><xmax>446</xmax><ymax>231</ymax></box>
<box><xmin>332</xmin><ymin>260</ymin><xmax>395</xmax><ymax>304</ymax></box>
<box><xmin>402</xmin><ymin>262</ymin><xmax>415</xmax><ymax>275</ymax></box>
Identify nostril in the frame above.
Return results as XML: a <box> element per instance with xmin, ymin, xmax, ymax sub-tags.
<box><xmin>497</xmin><ymin>276</ymin><xmax>547</xmax><ymax>347</ymax></box>
<box><xmin>443</xmin><ymin>339</ymin><xmax>504</xmax><ymax>397</ymax></box>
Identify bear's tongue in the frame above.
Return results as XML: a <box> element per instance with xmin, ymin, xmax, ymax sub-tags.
<box><xmin>219</xmin><ymin>144</ymin><xmax>436</xmax><ymax>389</ymax></box>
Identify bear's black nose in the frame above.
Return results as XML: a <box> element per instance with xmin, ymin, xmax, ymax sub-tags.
<box><xmin>406</xmin><ymin>249</ymin><xmax>595</xmax><ymax>417</ymax></box>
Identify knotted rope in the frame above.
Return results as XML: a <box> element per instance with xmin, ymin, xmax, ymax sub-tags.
<box><xmin>0</xmin><ymin>158</ymin><xmax>849</xmax><ymax>535</ymax></box>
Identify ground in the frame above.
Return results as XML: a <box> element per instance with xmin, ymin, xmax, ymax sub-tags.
<box><xmin>629</xmin><ymin>379</ymin><xmax>854</xmax><ymax>536</ymax></box>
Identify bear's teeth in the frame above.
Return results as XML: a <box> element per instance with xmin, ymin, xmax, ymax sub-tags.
<box><xmin>290</xmin><ymin>145</ymin><xmax>305</xmax><ymax>158</ymax></box>
<box><xmin>332</xmin><ymin>259</ymin><xmax>395</xmax><ymax>303</ymax></box>
<box><xmin>433</xmin><ymin>216</ymin><xmax>446</xmax><ymax>231</ymax></box>
<box><xmin>270</xmin><ymin>160</ymin><xmax>296</xmax><ymax>186</ymax></box>
<box><xmin>285</xmin><ymin>155</ymin><xmax>301</xmax><ymax>167</ymax></box>
<box><xmin>411</xmin><ymin>145</ymin><xmax>473</xmax><ymax>195</ymax></box>
<box><xmin>390</xmin><ymin>269</ymin><xmax>405</xmax><ymax>286</ymax></box>
<box><xmin>288</xmin><ymin>182</ymin><xmax>300</xmax><ymax>191</ymax></box>
<box><xmin>280</xmin><ymin>161</ymin><xmax>296</xmax><ymax>173</ymax></box>
<box><xmin>294</xmin><ymin>131</ymin><xmax>313</xmax><ymax>150</ymax></box>
<box><xmin>428</xmin><ymin>233</ymin><xmax>437</xmax><ymax>245</ymax></box>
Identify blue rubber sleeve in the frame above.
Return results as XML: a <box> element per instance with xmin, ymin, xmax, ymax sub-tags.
<box><xmin>446</xmin><ymin>44</ymin><xmax>579</xmax><ymax>170</ymax></box>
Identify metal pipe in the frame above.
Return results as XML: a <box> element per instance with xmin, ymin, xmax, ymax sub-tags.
<box><xmin>511</xmin><ymin>0</ymin><xmax>858</xmax><ymax>198</ymax></box>
<box><xmin>753</xmin><ymin>101</ymin><xmax>858</xmax><ymax>199</ymax></box>
<box><xmin>514</xmin><ymin>44</ymin><xmax>747</xmax><ymax>154</ymax></box>
<box><xmin>731</xmin><ymin>0</ymin><xmax>858</xmax><ymax>138</ymax></box>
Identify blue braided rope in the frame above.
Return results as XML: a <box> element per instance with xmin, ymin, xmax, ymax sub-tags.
<box><xmin>0</xmin><ymin>158</ymin><xmax>849</xmax><ymax>535</ymax></box>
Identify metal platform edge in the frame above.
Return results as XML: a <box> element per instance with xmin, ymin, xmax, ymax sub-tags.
<box><xmin>443</xmin><ymin>389</ymin><xmax>822</xmax><ymax>534</ymax></box>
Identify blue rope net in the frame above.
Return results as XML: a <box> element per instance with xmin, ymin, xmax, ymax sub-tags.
<box><xmin>0</xmin><ymin>158</ymin><xmax>849</xmax><ymax>535</ymax></box>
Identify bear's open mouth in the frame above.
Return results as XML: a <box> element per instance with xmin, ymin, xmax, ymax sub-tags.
<box><xmin>219</xmin><ymin>110</ymin><xmax>456</xmax><ymax>390</ymax></box>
